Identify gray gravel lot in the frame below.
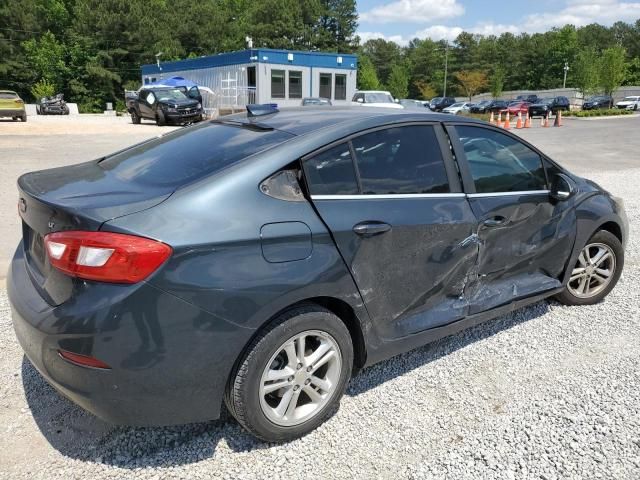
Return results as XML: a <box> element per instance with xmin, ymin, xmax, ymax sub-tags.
<box><xmin>1</xmin><ymin>115</ymin><xmax>639</xmax><ymax>479</ymax></box>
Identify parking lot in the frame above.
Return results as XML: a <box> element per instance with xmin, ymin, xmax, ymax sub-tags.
<box><xmin>1</xmin><ymin>114</ymin><xmax>639</xmax><ymax>479</ymax></box>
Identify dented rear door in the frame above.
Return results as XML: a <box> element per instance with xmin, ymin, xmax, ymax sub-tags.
<box><xmin>303</xmin><ymin>123</ymin><xmax>479</xmax><ymax>340</ymax></box>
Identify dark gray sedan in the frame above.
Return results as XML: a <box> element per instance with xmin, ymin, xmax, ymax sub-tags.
<box><xmin>9</xmin><ymin>107</ymin><xmax>627</xmax><ymax>442</ymax></box>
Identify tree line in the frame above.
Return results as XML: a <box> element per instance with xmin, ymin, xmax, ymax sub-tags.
<box><xmin>1</xmin><ymin>0</ymin><xmax>639</xmax><ymax>110</ymax></box>
<box><xmin>359</xmin><ymin>22</ymin><xmax>640</xmax><ymax>101</ymax></box>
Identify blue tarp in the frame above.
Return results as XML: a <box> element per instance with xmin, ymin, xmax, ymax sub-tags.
<box><xmin>145</xmin><ymin>76</ymin><xmax>199</xmax><ymax>88</ymax></box>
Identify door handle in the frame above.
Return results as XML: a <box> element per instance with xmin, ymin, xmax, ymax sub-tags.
<box><xmin>482</xmin><ymin>216</ymin><xmax>507</xmax><ymax>227</ymax></box>
<box><xmin>353</xmin><ymin>221</ymin><xmax>392</xmax><ymax>237</ymax></box>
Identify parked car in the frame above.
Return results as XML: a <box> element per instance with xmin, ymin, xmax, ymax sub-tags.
<box><xmin>501</xmin><ymin>101</ymin><xmax>531</xmax><ymax>116</ymax></box>
<box><xmin>0</xmin><ymin>90</ymin><xmax>27</xmax><ymax>122</ymax></box>
<box><xmin>528</xmin><ymin>97</ymin><xmax>570</xmax><ymax>117</ymax></box>
<box><xmin>582</xmin><ymin>95</ymin><xmax>613</xmax><ymax>110</ymax></box>
<box><xmin>302</xmin><ymin>97</ymin><xmax>332</xmax><ymax>106</ymax></box>
<box><xmin>442</xmin><ymin>102</ymin><xmax>472</xmax><ymax>115</ymax></box>
<box><xmin>516</xmin><ymin>94</ymin><xmax>539</xmax><ymax>104</ymax></box>
<box><xmin>352</xmin><ymin>91</ymin><xmax>403</xmax><ymax>109</ymax></box>
<box><xmin>429</xmin><ymin>96</ymin><xmax>456</xmax><ymax>111</ymax></box>
<box><xmin>127</xmin><ymin>87</ymin><xmax>203</xmax><ymax>125</ymax></box>
<box><xmin>9</xmin><ymin>107</ymin><xmax>627</xmax><ymax>442</ymax></box>
<box><xmin>615</xmin><ymin>96</ymin><xmax>640</xmax><ymax>111</ymax></box>
<box><xmin>399</xmin><ymin>99</ymin><xmax>426</xmax><ymax>109</ymax></box>
<box><xmin>37</xmin><ymin>93</ymin><xmax>69</xmax><ymax>115</ymax></box>
<box><xmin>469</xmin><ymin>100</ymin><xmax>508</xmax><ymax>114</ymax></box>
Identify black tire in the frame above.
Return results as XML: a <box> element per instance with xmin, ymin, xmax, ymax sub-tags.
<box><xmin>20</xmin><ymin>114</ymin><xmax>27</xmax><ymax>122</ymax></box>
<box><xmin>555</xmin><ymin>230</ymin><xmax>624</xmax><ymax>306</ymax></box>
<box><xmin>130</xmin><ymin>110</ymin><xmax>141</xmax><ymax>125</ymax></box>
<box><xmin>63</xmin><ymin>106</ymin><xmax>69</xmax><ymax>115</ymax></box>
<box><xmin>156</xmin><ymin>111</ymin><xmax>166</xmax><ymax>126</ymax></box>
<box><xmin>225</xmin><ymin>304</ymin><xmax>353</xmax><ymax>442</ymax></box>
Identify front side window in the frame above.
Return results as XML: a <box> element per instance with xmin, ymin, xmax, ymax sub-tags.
<box><xmin>319</xmin><ymin>73</ymin><xmax>332</xmax><ymax>99</ymax></box>
<box><xmin>303</xmin><ymin>144</ymin><xmax>358</xmax><ymax>195</ymax></box>
<box><xmin>271</xmin><ymin>70</ymin><xmax>285</xmax><ymax>99</ymax></box>
<box><xmin>456</xmin><ymin>125</ymin><xmax>546</xmax><ymax>193</ymax></box>
<box><xmin>335</xmin><ymin>74</ymin><xmax>346</xmax><ymax>100</ymax></box>
<box><xmin>351</xmin><ymin>126</ymin><xmax>450</xmax><ymax>195</ymax></box>
<box><xmin>289</xmin><ymin>71</ymin><xmax>302</xmax><ymax>99</ymax></box>
<box><xmin>145</xmin><ymin>92</ymin><xmax>156</xmax><ymax>105</ymax></box>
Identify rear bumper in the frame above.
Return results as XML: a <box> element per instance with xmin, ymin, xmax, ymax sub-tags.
<box><xmin>0</xmin><ymin>108</ymin><xmax>25</xmax><ymax>117</ymax></box>
<box><xmin>8</xmin><ymin>244</ymin><xmax>251</xmax><ymax>426</ymax></box>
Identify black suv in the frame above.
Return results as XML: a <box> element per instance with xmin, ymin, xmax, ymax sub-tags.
<box><xmin>528</xmin><ymin>97</ymin><xmax>570</xmax><ymax>117</ymax></box>
<box><xmin>429</xmin><ymin>97</ymin><xmax>456</xmax><ymax>111</ymax></box>
<box><xmin>582</xmin><ymin>95</ymin><xmax>613</xmax><ymax>110</ymax></box>
<box><xmin>469</xmin><ymin>100</ymin><xmax>507</xmax><ymax>114</ymax></box>
<box><xmin>127</xmin><ymin>87</ymin><xmax>203</xmax><ymax>126</ymax></box>
<box><xmin>516</xmin><ymin>94</ymin><xmax>539</xmax><ymax>104</ymax></box>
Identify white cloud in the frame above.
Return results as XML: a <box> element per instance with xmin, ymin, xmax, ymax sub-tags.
<box><xmin>360</xmin><ymin>0</ymin><xmax>464</xmax><ymax>24</ymax></box>
<box><xmin>524</xmin><ymin>1</ymin><xmax>640</xmax><ymax>31</ymax></box>
<box><xmin>358</xmin><ymin>31</ymin><xmax>410</xmax><ymax>45</ymax></box>
<box><xmin>359</xmin><ymin>23</ymin><xmax>521</xmax><ymax>45</ymax></box>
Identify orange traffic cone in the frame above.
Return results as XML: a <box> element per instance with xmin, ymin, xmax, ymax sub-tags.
<box><xmin>524</xmin><ymin>113</ymin><xmax>531</xmax><ymax>128</ymax></box>
<box><xmin>516</xmin><ymin>112</ymin><xmax>523</xmax><ymax>129</ymax></box>
<box><xmin>503</xmin><ymin>112</ymin><xmax>510</xmax><ymax>129</ymax></box>
<box><xmin>544</xmin><ymin>112</ymin><xmax>550</xmax><ymax>127</ymax></box>
<box><xmin>497</xmin><ymin>111</ymin><xmax>502</xmax><ymax>126</ymax></box>
<box><xmin>540</xmin><ymin>114</ymin><xmax>545</xmax><ymax>127</ymax></box>
<box><xmin>554</xmin><ymin>110</ymin><xmax>562</xmax><ymax>127</ymax></box>
<box><xmin>489</xmin><ymin>111</ymin><xmax>495</xmax><ymax>125</ymax></box>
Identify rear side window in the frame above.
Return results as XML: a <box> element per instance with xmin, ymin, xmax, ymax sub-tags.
<box><xmin>456</xmin><ymin>125</ymin><xmax>546</xmax><ymax>193</ymax></box>
<box><xmin>351</xmin><ymin>126</ymin><xmax>450</xmax><ymax>194</ymax></box>
<box><xmin>0</xmin><ymin>92</ymin><xmax>18</xmax><ymax>99</ymax></box>
<box><xmin>99</xmin><ymin>122</ymin><xmax>292</xmax><ymax>188</ymax></box>
<box><xmin>303</xmin><ymin>144</ymin><xmax>359</xmax><ymax>195</ymax></box>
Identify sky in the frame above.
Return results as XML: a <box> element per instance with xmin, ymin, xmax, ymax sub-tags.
<box><xmin>357</xmin><ymin>0</ymin><xmax>640</xmax><ymax>44</ymax></box>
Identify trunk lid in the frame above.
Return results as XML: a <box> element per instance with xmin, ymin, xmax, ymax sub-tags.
<box><xmin>18</xmin><ymin>160</ymin><xmax>173</xmax><ymax>306</ymax></box>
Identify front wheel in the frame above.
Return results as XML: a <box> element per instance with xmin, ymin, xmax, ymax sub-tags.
<box><xmin>555</xmin><ymin>230</ymin><xmax>624</xmax><ymax>306</ymax></box>
<box><xmin>226</xmin><ymin>305</ymin><xmax>353</xmax><ymax>442</ymax></box>
<box><xmin>156</xmin><ymin>111</ymin><xmax>166</xmax><ymax>126</ymax></box>
<box><xmin>130</xmin><ymin>110</ymin><xmax>141</xmax><ymax>124</ymax></box>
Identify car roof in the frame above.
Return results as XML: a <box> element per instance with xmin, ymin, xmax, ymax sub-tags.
<box><xmin>0</xmin><ymin>90</ymin><xmax>17</xmax><ymax>94</ymax></box>
<box><xmin>226</xmin><ymin>106</ymin><xmax>484</xmax><ymax>136</ymax></box>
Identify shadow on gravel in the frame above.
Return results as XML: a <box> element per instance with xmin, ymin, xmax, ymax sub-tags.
<box><xmin>23</xmin><ymin>299</ymin><xmax>552</xmax><ymax>468</ymax></box>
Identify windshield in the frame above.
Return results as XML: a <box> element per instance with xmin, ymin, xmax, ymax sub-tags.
<box><xmin>99</xmin><ymin>122</ymin><xmax>292</xmax><ymax>188</ymax></box>
<box><xmin>154</xmin><ymin>89</ymin><xmax>189</xmax><ymax>102</ymax></box>
<box><xmin>623</xmin><ymin>96</ymin><xmax>639</xmax><ymax>101</ymax></box>
<box><xmin>365</xmin><ymin>93</ymin><xmax>394</xmax><ymax>103</ymax></box>
<box><xmin>0</xmin><ymin>92</ymin><xmax>18</xmax><ymax>99</ymax></box>
<box><xmin>450</xmin><ymin>102</ymin><xmax>464</xmax><ymax>108</ymax></box>
<box><xmin>587</xmin><ymin>96</ymin><xmax>608</xmax><ymax>102</ymax></box>
<box><xmin>539</xmin><ymin>98</ymin><xmax>554</xmax><ymax>104</ymax></box>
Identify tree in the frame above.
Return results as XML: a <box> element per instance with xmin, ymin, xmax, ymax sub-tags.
<box><xmin>386</xmin><ymin>64</ymin><xmax>408</xmax><ymax>99</ymax></box>
<box><xmin>599</xmin><ymin>46</ymin><xmax>627</xmax><ymax>103</ymax></box>
<box><xmin>22</xmin><ymin>31</ymin><xmax>68</xmax><ymax>91</ymax></box>
<box><xmin>31</xmin><ymin>79</ymin><xmax>56</xmax><ymax>99</ymax></box>
<box><xmin>572</xmin><ymin>48</ymin><xmax>599</xmax><ymax>97</ymax></box>
<box><xmin>455</xmin><ymin>70</ymin><xmax>488</xmax><ymax>101</ymax></box>
<box><xmin>357</xmin><ymin>55</ymin><xmax>380</xmax><ymax>90</ymax></box>
<box><xmin>490</xmin><ymin>67</ymin><xmax>505</xmax><ymax>99</ymax></box>
<box><xmin>414</xmin><ymin>80</ymin><xmax>437</xmax><ymax>100</ymax></box>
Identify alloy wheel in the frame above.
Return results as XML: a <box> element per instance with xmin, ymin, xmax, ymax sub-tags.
<box><xmin>567</xmin><ymin>242</ymin><xmax>616</xmax><ymax>298</ymax></box>
<box><xmin>259</xmin><ymin>330</ymin><xmax>342</xmax><ymax>427</ymax></box>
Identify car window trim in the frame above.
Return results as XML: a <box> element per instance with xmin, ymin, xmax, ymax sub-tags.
<box><xmin>300</xmin><ymin>121</ymin><xmax>462</xmax><ymax>197</ymax></box>
<box><xmin>311</xmin><ymin>193</ymin><xmax>466</xmax><ymax>201</ymax></box>
<box><xmin>445</xmin><ymin>122</ymin><xmax>561</xmax><ymax>194</ymax></box>
<box><xmin>466</xmin><ymin>190</ymin><xmax>550</xmax><ymax>198</ymax></box>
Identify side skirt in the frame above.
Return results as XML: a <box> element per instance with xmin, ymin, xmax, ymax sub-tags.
<box><xmin>363</xmin><ymin>287</ymin><xmax>564</xmax><ymax>368</ymax></box>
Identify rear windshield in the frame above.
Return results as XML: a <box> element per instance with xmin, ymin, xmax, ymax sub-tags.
<box><xmin>99</xmin><ymin>122</ymin><xmax>292</xmax><ymax>188</ymax></box>
<box><xmin>0</xmin><ymin>92</ymin><xmax>18</xmax><ymax>99</ymax></box>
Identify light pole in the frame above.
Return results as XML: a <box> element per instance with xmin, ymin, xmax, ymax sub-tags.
<box><xmin>563</xmin><ymin>61</ymin><xmax>569</xmax><ymax>89</ymax></box>
<box><xmin>443</xmin><ymin>42</ymin><xmax>449</xmax><ymax>97</ymax></box>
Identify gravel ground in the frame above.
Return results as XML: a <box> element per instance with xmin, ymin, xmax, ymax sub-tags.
<box><xmin>1</xmin><ymin>117</ymin><xmax>639</xmax><ymax>479</ymax></box>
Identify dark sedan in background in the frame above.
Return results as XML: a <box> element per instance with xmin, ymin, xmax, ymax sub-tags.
<box><xmin>582</xmin><ymin>95</ymin><xmax>614</xmax><ymax>110</ymax></box>
<box><xmin>528</xmin><ymin>96</ymin><xmax>571</xmax><ymax>117</ymax></box>
<box><xmin>9</xmin><ymin>107</ymin><xmax>627</xmax><ymax>442</ymax></box>
<box><xmin>469</xmin><ymin>100</ymin><xmax>508</xmax><ymax>113</ymax></box>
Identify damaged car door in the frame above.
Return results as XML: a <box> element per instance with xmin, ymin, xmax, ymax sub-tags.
<box><xmin>303</xmin><ymin>123</ymin><xmax>479</xmax><ymax>339</ymax></box>
<box><xmin>448</xmin><ymin>124</ymin><xmax>576</xmax><ymax>314</ymax></box>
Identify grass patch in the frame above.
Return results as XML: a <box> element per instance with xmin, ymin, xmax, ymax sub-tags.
<box><xmin>565</xmin><ymin>108</ymin><xmax>633</xmax><ymax>117</ymax></box>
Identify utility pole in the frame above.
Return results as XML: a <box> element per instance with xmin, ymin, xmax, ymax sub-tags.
<box><xmin>443</xmin><ymin>42</ymin><xmax>449</xmax><ymax>97</ymax></box>
<box><xmin>563</xmin><ymin>61</ymin><xmax>569</xmax><ymax>89</ymax></box>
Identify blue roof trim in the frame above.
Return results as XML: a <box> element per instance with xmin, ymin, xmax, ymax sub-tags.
<box><xmin>141</xmin><ymin>49</ymin><xmax>357</xmax><ymax>75</ymax></box>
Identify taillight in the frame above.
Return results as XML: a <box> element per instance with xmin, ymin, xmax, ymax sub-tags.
<box><xmin>44</xmin><ymin>231</ymin><xmax>172</xmax><ymax>283</ymax></box>
<box><xmin>58</xmin><ymin>349</ymin><xmax>111</xmax><ymax>369</ymax></box>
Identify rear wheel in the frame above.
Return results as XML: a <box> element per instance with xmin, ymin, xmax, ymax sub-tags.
<box><xmin>555</xmin><ymin>230</ymin><xmax>623</xmax><ymax>306</ymax></box>
<box><xmin>156</xmin><ymin>111</ymin><xmax>166</xmax><ymax>126</ymax></box>
<box><xmin>20</xmin><ymin>114</ymin><xmax>27</xmax><ymax>122</ymax></box>
<box><xmin>226</xmin><ymin>305</ymin><xmax>353</xmax><ymax>442</ymax></box>
<box><xmin>130</xmin><ymin>110</ymin><xmax>141</xmax><ymax>124</ymax></box>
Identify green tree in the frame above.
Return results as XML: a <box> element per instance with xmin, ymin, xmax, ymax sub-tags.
<box><xmin>357</xmin><ymin>55</ymin><xmax>380</xmax><ymax>90</ymax></box>
<box><xmin>31</xmin><ymin>78</ymin><xmax>56</xmax><ymax>99</ymax></box>
<box><xmin>572</xmin><ymin>48</ymin><xmax>599</xmax><ymax>97</ymax></box>
<box><xmin>386</xmin><ymin>64</ymin><xmax>408</xmax><ymax>99</ymax></box>
<box><xmin>22</xmin><ymin>31</ymin><xmax>68</xmax><ymax>90</ymax></box>
<box><xmin>599</xmin><ymin>46</ymin><xmax>627</xmax><ymax>102</ymax></box>
<box><xmin>361</xmin><ymin>38</ymin><xmax>402</xmax><ymax>85</ymax></box>
<box><xmin>490</xmin><ymin>67</ymin><xmax>505</xmax><ymax>99</ymax></box>
<box><xmin>455</xmin><ymin>70</ymin><xmax>488</xmax><ymax>101</ymax></box>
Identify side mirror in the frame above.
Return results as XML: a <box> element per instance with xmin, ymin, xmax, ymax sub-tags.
<box><xmin>550</xmin><ymin>173</ymin><xmax>575</xmax><ymax>202</ymax></box>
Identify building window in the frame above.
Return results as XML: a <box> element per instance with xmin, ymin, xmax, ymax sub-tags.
<box><xmin>319</xmin><ymin>73</ymin><xmax>332</xmax><ymax>100</ymax></box>
<box><xmin>289</xmin><ymin>71</ymin><xmax>302</xmax><ymax>99</ymax></box>
<box><xmin>335</xmin><ymin>74</ymin><xmax>346</xmax><ymax>100</ymax></box>
<box><xmin>271</xmin><ymin>70</ymin><xmax>285</xmax><ymax>99</ymax></box>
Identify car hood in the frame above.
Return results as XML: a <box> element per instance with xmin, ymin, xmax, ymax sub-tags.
<box><xmin>158</xmin><ymin>98</ymin><xmax>199</xmax><ymax>108</ymax></box>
